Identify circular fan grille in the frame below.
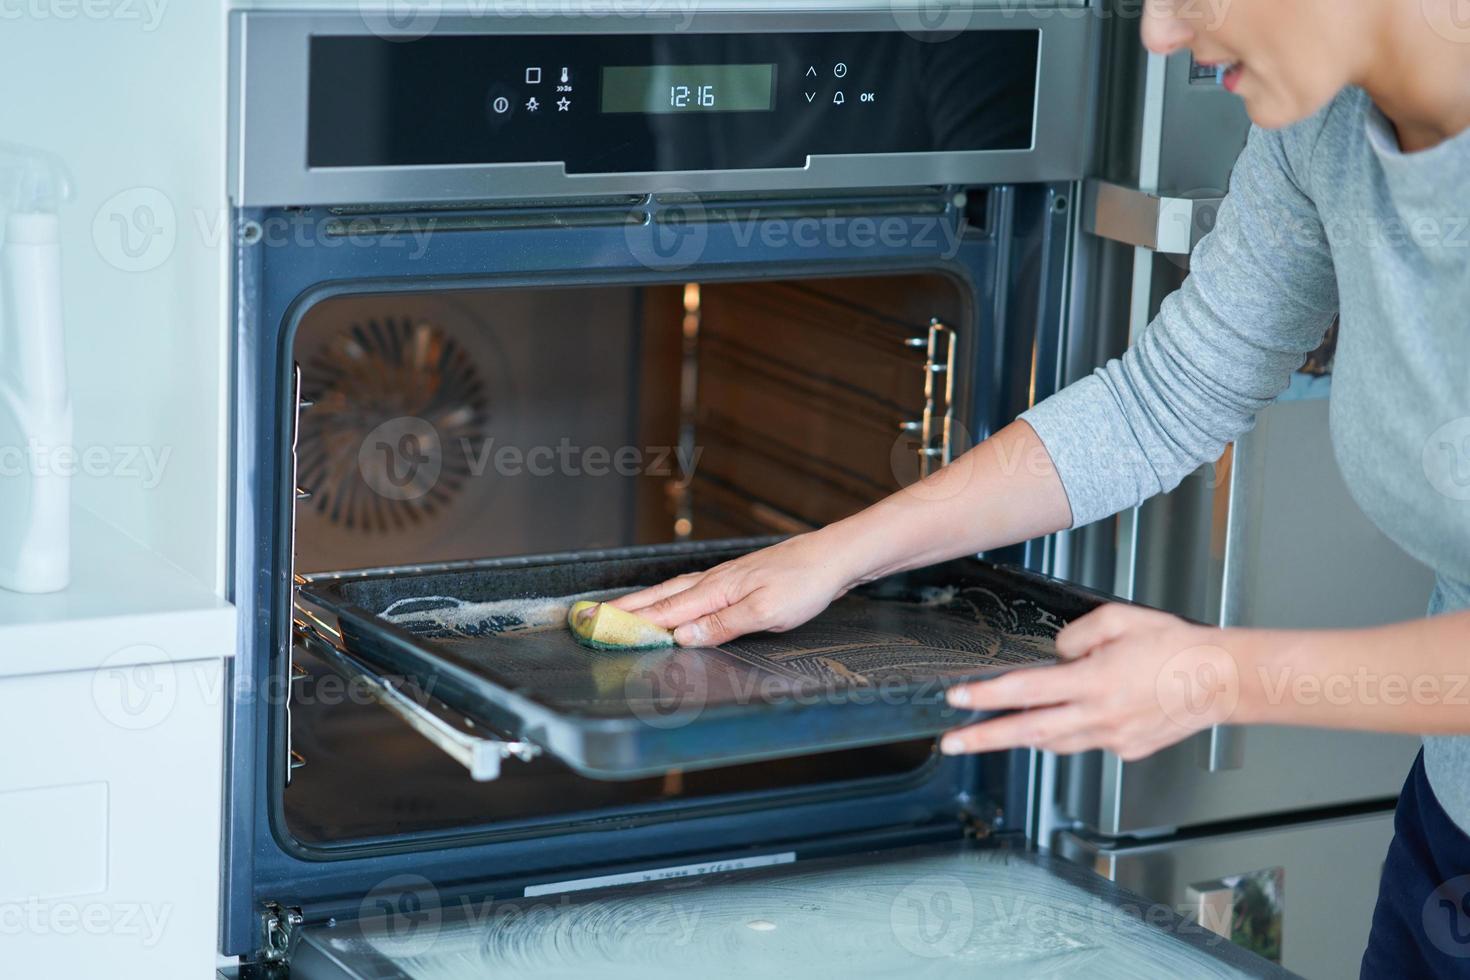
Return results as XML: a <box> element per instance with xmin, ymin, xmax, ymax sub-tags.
<box><xmin>298</xmin><ymin>316</ymin><xmax>490</xmax><ymax>534</ymax></box>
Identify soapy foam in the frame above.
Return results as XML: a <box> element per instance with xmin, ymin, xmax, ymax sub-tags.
<box><xmin>381</xmin><ymin>588</ymin><xmax>635</xmax><ymax>639</ymax></box>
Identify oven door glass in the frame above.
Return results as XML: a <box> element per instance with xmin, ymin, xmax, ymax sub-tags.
<box><xmin>299</xmin><ymin>545</ymin><xmax>1107</xmax><ymax>779</ymax></box>
<box><xmin>286</xmin><ymin>840</ymin><xmax>1283</xmax><ymax>980</ymax></box>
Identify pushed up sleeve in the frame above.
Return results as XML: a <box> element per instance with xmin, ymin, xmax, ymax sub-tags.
<box><xmin>1021</xmin><ymin>121</ymin><xmax>1340</xmax><ymax>528</ymax></box>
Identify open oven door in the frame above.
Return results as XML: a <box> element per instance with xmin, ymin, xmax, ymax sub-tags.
<box><xmin>282</xmin><ymin>839</ymin><xmax>1290</xmax><ymax>979</ymax></box>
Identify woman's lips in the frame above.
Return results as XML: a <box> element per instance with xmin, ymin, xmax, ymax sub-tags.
<box><xmin>1222</xmin><ymin>62</ymin><xmax>1245</xmax><ymax>93</ymax></box>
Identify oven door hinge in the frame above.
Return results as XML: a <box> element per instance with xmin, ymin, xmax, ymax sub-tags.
<box><xmin>258</xmin><ymin>901</ymin><xmax>303</xmax><ymax>966</ymax></box>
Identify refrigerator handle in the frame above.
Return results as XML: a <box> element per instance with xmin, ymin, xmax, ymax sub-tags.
<box><xmin>1082</xmin><ymin>178</ymin><xmax>1222</xmax><ymax>255</ymax></box>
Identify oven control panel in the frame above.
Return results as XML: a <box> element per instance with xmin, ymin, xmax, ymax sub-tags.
<box><xmin>307</xmin><ymin>31</ymin><xmax>1039</xmax><ymax>173</ymax></box>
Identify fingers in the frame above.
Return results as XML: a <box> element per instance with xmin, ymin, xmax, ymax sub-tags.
<box><xmin>674</xmin><ymin>590</ymin><xmax>772</xmax><ymax>647</ymax></box>
<box><xmin>632</xmin><ymin>576</ymin><xmax>739</xmax><ymax>631</ymax></box>
<box><xmin>1054</xmin><ymin>602</ymin><xmax>1166</xmax><ymax>660</ymax></box>
<box><xmin>611</xmin><ymin>572</ymin><xmax>702</xmax><ymax>614</ymax></box>
<box><xmin>945</xmin><ymin>660</ymin><xmax>1090</xmax><ymax>712</ymax></box>
<box><xmin>939</xmin><ymin>705</ymin><xmax>1093</xmax><ymax>755</ymax></box>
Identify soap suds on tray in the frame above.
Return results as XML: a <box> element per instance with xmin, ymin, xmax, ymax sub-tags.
<box><xmin>381</xmin><ymin>588</ymin><xmax>634</xmax><ymax>639</ymax></box>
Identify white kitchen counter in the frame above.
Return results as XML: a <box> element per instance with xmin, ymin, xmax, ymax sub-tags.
<box><xmin>0</xmin><ymin>506</ymin><xmax>235</xmax><ymax>678</ymax></box>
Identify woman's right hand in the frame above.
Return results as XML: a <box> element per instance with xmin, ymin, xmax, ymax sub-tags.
<box><xmin>610</xmin><ymin>531</ymin><xmax>862</xmax><ymax>647</ymax></box>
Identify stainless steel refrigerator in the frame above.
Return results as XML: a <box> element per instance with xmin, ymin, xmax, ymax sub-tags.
<box><xmin>1046</xmin><ymin>30</ymin><xmax>1437</xmax><ymax>980</ymax></box>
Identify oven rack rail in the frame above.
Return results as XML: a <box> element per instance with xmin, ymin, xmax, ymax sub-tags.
<box><xmin>292</xmin><ymin>603</ymin><xmax>541</xmax><ymax>781</ymax></box>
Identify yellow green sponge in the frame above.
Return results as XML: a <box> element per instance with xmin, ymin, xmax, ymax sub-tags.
<box><xmin>567</xmin><ymin>600</ymin><xmax>675</xmax><ymax>651</ymax></box>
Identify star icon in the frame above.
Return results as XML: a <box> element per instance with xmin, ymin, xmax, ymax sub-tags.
<box><xmin>556</xmin><ymin>97</ymin><xmax>571</xmax><ymax>112</ymax></box>
<box><xmin>526</xmin><ymin>97</ymin><xmax>540</xmax><ymax>111</ymax></box>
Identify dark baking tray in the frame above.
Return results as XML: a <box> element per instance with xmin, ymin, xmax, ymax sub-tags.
<box><xmin>299</xmin><ymin>539</ymin><xmax>1114</xmax><ymax>779</ymax></box>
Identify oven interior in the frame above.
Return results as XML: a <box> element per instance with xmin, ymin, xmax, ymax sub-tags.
<box><xmin>286</xmin><ymin>271</ymin><xmax>978</xmax><ymax>845</ymax></box>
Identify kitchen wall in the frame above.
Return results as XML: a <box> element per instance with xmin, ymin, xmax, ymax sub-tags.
<box><xmin>2</xmin><ymin>2</ymin><xmax>229</xmax><ymax>589</ymax></box>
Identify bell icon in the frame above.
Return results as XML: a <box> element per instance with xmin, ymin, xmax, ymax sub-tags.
<box><xmin>833</xmin><ymin>91</ymin><xmax>845</xmax><ymax>105</ymax></box>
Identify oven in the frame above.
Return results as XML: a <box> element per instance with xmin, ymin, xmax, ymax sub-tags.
<box><xmin>222</xmin><ymin>6</ymin><xmax>1285</xmax><ymax>977</ymax></box>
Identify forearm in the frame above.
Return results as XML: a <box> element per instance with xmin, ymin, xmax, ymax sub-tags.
<box><xmin>1234</xmin><ymin>611</ymin><xmax>1470</xmax><ymax>734</ymax></box>
<box><xmin>815</xmin><ymin>420</ymin><xmax>1073</xmax><ymax>586</ymax></box>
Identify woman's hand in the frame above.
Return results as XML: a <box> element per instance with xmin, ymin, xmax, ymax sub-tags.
<box><xmin>940</xmin><ymin>603</ymin><xmax>1244</xmax><ymax>760</ymax></box>
<box><xmin>611</xmin><ymin>531</ymin><xmax>861</xmax><ymax>646</ymax></box>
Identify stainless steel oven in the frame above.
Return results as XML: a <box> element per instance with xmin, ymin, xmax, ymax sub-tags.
<box><xmin>221</xmin><ymin>6</ymin><xmax>1291</xmax><ymax>977</ymax></box>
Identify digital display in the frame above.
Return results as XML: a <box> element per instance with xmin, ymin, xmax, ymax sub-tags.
<box><xmin>601</xmin><ymin>64</ymin><xmax>777</xmax><ymax>114</ymax></box>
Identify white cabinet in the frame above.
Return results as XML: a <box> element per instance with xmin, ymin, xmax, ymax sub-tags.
<box><xmin>0</xmin><ymin>658</ymin><xmax>226</xmax><ymax>979</ymax></box>
<box><xmin>0</xmin><ymin>510</ymin><xmax>235</xmax><ymax>978</ymax></box>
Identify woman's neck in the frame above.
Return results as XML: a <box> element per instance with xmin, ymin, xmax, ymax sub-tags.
<box><xmin>1356</xmin><ymin>0</ymin><xmax>1470</xmax><ymax>152</ymax></box>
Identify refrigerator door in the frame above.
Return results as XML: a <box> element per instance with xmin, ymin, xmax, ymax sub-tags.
<box><xmin>1065</xmin><ymin>391</ymin><xmax>1431</xmax><ymax>836</ymax></box>
<box><xmin>1057</xmin><ymin>808</ymin><xmax>1396</xmax><ymax>980</ymax></box>
<box><xmin>1059</xmin><ymin>47</ymin><xmax>1431</xmax><ymax>836</ymax></box>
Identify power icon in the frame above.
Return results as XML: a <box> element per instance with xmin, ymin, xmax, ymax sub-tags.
<box><xmin>492</xmin><ymin>96</ymin><xmax>510</xmax><ymax>114</ymax></box>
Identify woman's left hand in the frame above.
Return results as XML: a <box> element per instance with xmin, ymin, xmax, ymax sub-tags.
<box><xmin>941</xmin><ymin>603</ymin><xmax>1247</xmax><ymax>760</ymax></box>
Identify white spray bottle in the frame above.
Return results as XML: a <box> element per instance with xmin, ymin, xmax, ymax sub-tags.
<box><xmin>0</xmin><ymin>144</ymin><xmax>73</xmax><ymax>593</ymax></box>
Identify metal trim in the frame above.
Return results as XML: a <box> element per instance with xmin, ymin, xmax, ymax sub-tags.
<box><xmin>230</xmin><ymin>7</ymin><xmax>1096</xmax><ymax>206</ymax></box>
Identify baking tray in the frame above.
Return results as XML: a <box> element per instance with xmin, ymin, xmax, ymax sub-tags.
<box><xmin>299</xmin><ymin>539</ymin><xmax>1113</xmax><ymax>779</ymax></box>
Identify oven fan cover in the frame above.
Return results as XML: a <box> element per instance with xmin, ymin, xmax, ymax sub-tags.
<box><xmin>294</xmin><ymin>298</ymin><xmax>504</xmax><ymax>572</ymax></box>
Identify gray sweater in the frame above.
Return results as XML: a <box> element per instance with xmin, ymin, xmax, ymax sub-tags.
<box><xmin>1022</xmin><ymin>87</ymin><xmax>1470</xmax><ymax>831</ymax></box>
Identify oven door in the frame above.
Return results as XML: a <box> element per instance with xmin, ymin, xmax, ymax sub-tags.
<box><xmin>284</xmin><ymin>840</ymin><xmax>1290</xmax><ymax>979</ymax></box>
